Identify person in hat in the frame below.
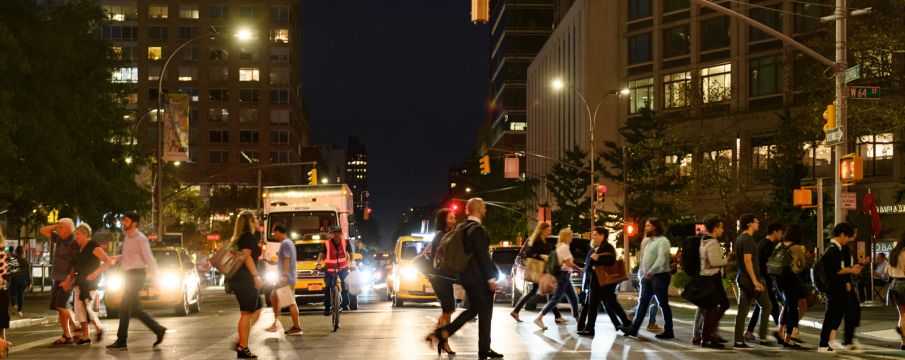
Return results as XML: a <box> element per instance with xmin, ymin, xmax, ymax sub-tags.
<box><xmin>315</xmin><ymin>227</ymin><xmax>356</xmax><ymax>316</ymax></box>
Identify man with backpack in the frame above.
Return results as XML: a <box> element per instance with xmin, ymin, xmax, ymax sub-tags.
<box><xmin>732</xmin><ymin>214</ymin><xmax>778</xmax><ymax>349</ymax></box>
<box><xmin>744</xmin><ymin>223</ymin><xmax>784</xmax><ymax>342</ymax></box>
<box><xmin>818</xmin><ymin>223</ymin><xmax>864</xmax><ymax>353</ymax></box>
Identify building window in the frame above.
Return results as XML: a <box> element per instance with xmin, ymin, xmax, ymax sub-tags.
<box><xmin>179</xmin><ymin>47</ymin><xmax>199</xmax><ymax>61</ymax></box>
<box><xmin>239</xmin><ymin>108</ymin><xmax>258</xmax><ymax>122</ymax></box>
<box><xmin>628</xmin><ymin>77</ymin><xmax>654</xmax><ymax>113</ymax></box>
<box><xmin>701</xmin><ymin>16</ymin><xmax>730</xmax><ymax>51</ymax></box>
<box><xmin>239</xmin><ymin>68</ymin><xmax>260</xmax><ymax>82</ymax></box>
<box><xmin>663</xmin><ymin>71</ymin><xmax>691</xmax><ymax>108</ymax></box>
<box><xmin>858</xmin><ymin>133</ymin><xmax>894</xmax><ymax>175</ymax></box>
<box><xmin>179</xmin><ymin>26</ymin><xmax>199</xmax><ymax>39</ymax></box>
<box><xmin>178</xmin><ymin>88</ymin><xmax>199</xmax><ymax>102</ymax></box>
<box><xmin>627</xmin><ymin>33</ymin><xmax>652</xmax><ymax>65</ymax></box>
<box><xmin>270</xmin><ymin>130</ymin><xmax>289</xmax><ymax>145</ymax></box>
<box><xmin>802</xmin><ymin>142</ymin><xmax>833</xmax><ymax>177</ymax></box>
<box><xmin>663</xmin><ymin>25</ymin><xmax>690</xmax><ymax>58</ymax></box>
<box><xmin>101</xmin><ymin>26</ymin><xmax>138</xmax><ymax>41</ymax></box>
<box><xmin>752</xmin><ymin>144</ymin><xmax>775</xmax><ymax>172</ymax></box>
<box><xmin>270</xmin><ymin>6</ymin><xmax>290</xmax><ymax>21</ymax></box>
<box><xmin>239</xmin><ymin>130</ymin><xmax>259</xmax><ymax>143</ymax></box>
<box><xmin>209</xmin><ymin>108</ymin><xmax>229</xmax><ymax>122</ymax></box>
<box><xmin>701</xmin><ymin>63</ymin><xmax>731</xmax><ymax>103</ymax></box>
<box><xmin>750</xmin><ymin>55</ymin><xmax>782</xmax><ymax>97</ymax></box>
<box><xmin>149</xmin><ymin>26</ymin><xmax>168</xmax><ymax>40</ymax></box>
<box><xmin>270</xmin><ymin>151</ymin><xmax>289</xmax><ymax>163</ymax></box>
<box><xmin>704</xmin><ymin>149</ymin><xmax>733</xmax><ymax>176</ymax></box>
<box><xmin>239</xmin><ymin>6</ymin><xmax>259</xmax><ymax>19</ymax></box>
<box><xmin>209</xmin><ymin>66</ymin><xmax>228</xmax><ymax>82</ymax></box>
<box><xmin>628</xmin><ymin>0</ymin><xmax>652</xmax><ymax>20</ymax></box>
<box><xmin>112</xmin><ymin>67</ymin><xmax>138</xmax><ymax>83</ymax></box>
<box><xmin>270</xmin><ymin>89</ymin><xmax>289</xmax><ymax>104</ymax></box>
<box><xmin>148</xmin><ymin>5</ymin><xmax>168</xmax><ymax>19</ymax></box>
<box><xmin>239</xmin><ymin>89</ymin><xmax>259</xmax><ymax>103</ymax></box>
<box><xmin>269</xmin><ymin>68</ymin><xmax>290</xmax><ymax>85</ymax></box>
<box><xmin>148</xmin><ymin>66</ymin><xmax>161</xmax><ymax>81</ymax></box>
<box><xmin>102</xmin><ymin>4</ymin><xmax>138</xmax><ymax>21</ymax></box>
<box><xmin>665</xmin><ymin>154</ymin><xmax>692</xmax><ymax>176</ymax></box>
<box><xmin>270</xmin><ymin>48</ymin><xmax>290</xmax><ymax>62</ymax></box>
<box><xmin>148</xmin><ymin>46</ymin><xmax>163</xmax><ymax>61</ymax></box>
<box><xmin>239</xmin><ymin>49</ymin><xmax>258</xmax><ymax>60</ymax></box>
<box><xmin>270</xmin><ymin>109</ymin><xmax>290</xmax><ymax>124</ymax></box>
<box><xmin>209</xmin><ymin>130</ymin><xmax>230</xmax><ymax>143</ymax></box>
<box><xmin>239</xmin><ymin>151</ymin><xmax>260</xmax><ymax>164</ymax></box>
<box><xmin>209</xmin><ymin>5</ymin><xmax>228</xmax><ymax>19</ymax></box>
<box><xmin>209</xmin><ymin>88</ymin><xmax>229</xmax><ymax>101</ymax></box>
<box><xmin>270</xmin><ymin>28</ymin><xmax>290</xmax><ymax>43</ymax></box>
<box><xmin>750</xmin><ymin>6</ymin><xmax>781</xmax><ymax>41</ymax></box>
<box><xmin>210</xmin><ymin>48</ymin><xmax>229</xmax><ymax>60</ymax></box>
<box><xmin>112</xmin><ymin>46</ymin><xmax>136</xmax><ymax>61</ymax></box>
<box><xmin>664</xmin><ymin>0</ymin><xmax>688</xmax><ymax>12</ymax></box>
<box><xmin>178</xmin><ymin>67</ymin><xmax>198</xmax><ymax>82</ymax></box>
<box><xmin>209</xmin><ymin>150</ymin><xmax>229</xmax><ymax>163</ymax></box>
<box><xmin>794</xmin><ymin>3</ymin><xmax>824</xmax><ymax>34</ymax></box>
<box><xmin>179</xmin><ymin>4</ymin><xmax>199</xmax><ymax>19</ymax></box>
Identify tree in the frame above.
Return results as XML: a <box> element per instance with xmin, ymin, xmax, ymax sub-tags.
<box><xmin>545</xmin><ymin>146</ymin><xmax>592</xmax><ymax>233</ymax></box>
<box><xmin>0</xmin><ymin>0</ymin><xmax>148</xmax><ymax>232</ymax></box>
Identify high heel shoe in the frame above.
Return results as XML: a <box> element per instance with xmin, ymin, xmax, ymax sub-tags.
<box><xmin>437</xmin><ymin>339</ymin><xmax>455</xmax><ymax>355</ymax></box>
<box><xmin>236</xmin><ymin>345</ymin><xmax>258</xmax><ymax>359</ymax></box>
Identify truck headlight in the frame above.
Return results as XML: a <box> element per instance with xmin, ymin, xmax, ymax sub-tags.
<box><xmin>400</xmin><ymin>266</ymin><xmax>418</xmax><ymax>281</ymax></box>
<box><xmin>160</xmin><ymin>271</ymin><xmax>180</xmax><ymax>290</ymax></box>
<box><xmin>360</xmin><ymin>270</ymin><xmax>372</xmax><ymax>282</ymax></box>
<box><xmin>107</xmin><ymin>274</ymin><xmax>123</xmax><ymax>291</ymax></box>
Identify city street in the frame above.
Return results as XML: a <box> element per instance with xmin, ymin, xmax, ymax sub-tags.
<box><xmin>5</xmin><ymin>286</ymin><xmax>905</xmax><ymax>359</ymax></box>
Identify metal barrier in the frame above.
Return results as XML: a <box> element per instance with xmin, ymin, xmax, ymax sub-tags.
<box><xmin>29</xmin><ymin>264</ymin><xmax>54</xmax><ymax>293</ymax></box>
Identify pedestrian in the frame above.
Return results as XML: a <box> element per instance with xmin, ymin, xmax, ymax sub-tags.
<box><xmin>628</xmin><ymin>233</ymin><xmax>662</xmax><ymax>333</ymax></box>
<box><xmin>732</xmin><ymin>214</ymin><xmax>780</xmax><ymax>349</ymax></box>
<box><xmin>39</xmin><ymin>218</ymin><xmax>80</xmax><ymax>345</ymax></box>
<box><xmin>315</xmin><ymin>227</ymin><xmax>356</xmax><ymax>315</ymax></box>
<box><xmin>818</xmin><ymin>222</ymin><xmax>863</xmax><ymax>353</ymax></box>
<box><xmin>744</xmin><ymin>222</ymin><xmax>783</xmax><ymax>342</ymax></box>
<box><xmin>0</xmin><ymin>232</ymin><xmax>12</xmax><ymax>346</ymax></box>
<box><xmin>773</xmin><ymin>224</ymin><xmax>806</xmax><ymax>348</ymax></box>
<box><xmin>9</xmin><ymin>246</ymin><xmax>31</xmax><ymax>317</ymax></box>
<box><xmin>511</xmin><ymin>222</ymin><xmax>558</xmax><ymax>322</ymax></box>
<box><xmin>429</xmin><ymin>198</ymin><xmax>502</xmax><ymax>359</ymax></box>
<box><xmin>886</xmin><ymin>232</ymin><xmax>905</xmax><ymax>351</ymax></box>
<box><xmin>620</xmin><ymin>218</ymin><xmax>675</xmax><ymax>339</ymax></box>
<box><xmin>534</xmin><ymin>228</ymin><xmax>582</xmax><ymax>330</ymax></box>
<box><xmin>69</xmin><ymin>223</ymin><xmax>112</xmax><ymax>345</ymax></box>
<box><xmin>222</xmin><ymin>211</ymin><xmax>264</xmax><ymax>358</ymax></box>
<box><xmin>106</xmin><ymin>212</ymin><xmax>167</xmax><ymax>350</ymax></box>
<box><xmin>577</xmin><ymin>227</ymin><xmax>630</xmax><ymax>337</ymax></box>
<box><xmin>696</xmin><ymin>215</ymin><xmax>730</xmax><ymax>348</ymax></box>
<box><xmin>424</xmin><ymin>209</ymin><xmax>457</xmax><ymax>354</ymax></box>
<box><xmin>265</xmin><ymin>223</ymin><xmax>302</xmax><ymax>336</ymax></box>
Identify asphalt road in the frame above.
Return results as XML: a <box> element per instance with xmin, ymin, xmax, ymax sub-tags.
<box><xmin>5</xmin><ymin>286</ymin><xmax>905</xmax><ymax>359</ymax></box>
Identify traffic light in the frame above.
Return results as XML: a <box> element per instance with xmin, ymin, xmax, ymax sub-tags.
<box><xmin>625</xmin><ymin>222</ymin><xmax>637</xmax><ymax>238</ymax></box>
<box><xmin>840</xmin><ymin>153</ymin><xmax>863</xmax><ymax>183</ymax></box>
<box><xmin>450</xmin><ymin>202</ymin><xmax>461</xmax><ymax>213</ymax></box>
<box><xmin>307</xmin><ymin>168</ymin><xmax>318</xmax><ymax>185</ymax></box>
<box><xmin>479</xmin><ymin>154</ymin><xmax>490</xmax><ymax>175</ymax></box>
<box><xmin>364</xmin><ymin>207</ymin><xmax>372</xmax><ymax>221</ymax></box>
<box><xmin>594</xmin><ymin>184</ymin><xmax>607</xmax><ymax>203</ymax></box>
<box><xmin>822</xmin><ymin>102</ymin><xmax>836</xmax><ymax>131</ymax></box>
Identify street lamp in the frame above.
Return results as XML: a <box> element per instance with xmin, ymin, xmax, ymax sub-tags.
<box><xmin>153</xmin><ymin>27</ymin><xmax>253</xmax><ymax>237</ymax></box>
<box><xmin>551</xmin><ymin>79</ymin><xmax>628</xmax><ymax>233</ymax></box>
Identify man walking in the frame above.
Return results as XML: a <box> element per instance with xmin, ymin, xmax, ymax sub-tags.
<box><xmin>744</xmin><ymin>223</ymin><xmax>784</xmax><ymax>341</ymax></box>
<box><xmin>818</xmin><ymin>223</ymin><xmax>863</xmax><ymax>353</ymax></box>
<box><xmin>620</xmin><ymin>218</ymin><xmax>674</xmax><ymax>339</ymax></box>
<box><xmin>266</xmin><ymin>224</ymin><xmax>302</xmax><ymax>336</ymax></box>
<box><xmin>733</xmin><ymin>214</ymin><xmax>777</xmax><ymax>349</ymax></box>
<box><xmin>435</xmin><ymin>198</ymin><xmax>502</xmax><ymax>359</ymax></box>
<box><xmin>315</xmin><ymin>227</ymin><xmax>356</xmax><ymax>315</ymax></box>
<box><xmin>107</xmin><ymin>213</ymin><xmax>167</xmax><ymax>350</ymax></box>
<box><xmin>39</xmin><ymin>218</ymin><xmax>80</xmax><ymax>345</ymax></box>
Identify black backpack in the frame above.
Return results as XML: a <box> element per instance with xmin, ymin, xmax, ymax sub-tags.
<box><xmin>766</xmin><ymin>243</ymin><xmax>793</xmax><ymax>276</ymax></box>
<box><xmin>811</xmin><ymin>244</ymin><xmax>833</xmax><ymax>292</ymax></box>
<box><xmin>434</xmin><ymin>223</ymin><xmax>476</xmax><ymax>274</ymax></box>
<box><xmin>681</xmin><ymin>236</ymin><xmax>703</xmax><ymax>276</ymax></box>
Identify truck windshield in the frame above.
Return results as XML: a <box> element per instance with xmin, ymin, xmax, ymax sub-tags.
<box><xmin>153</xmin><ymin>250</ymin><xmax>180</xmax><ymax>269</ymax></box>
<box><xmin>269</xmin><ymin>211</ymin><xmax>338</xmax><ymax>240</ymax></box>
<box><xmin>295</xmin><ymin>243</ymin><xmax>322</xmax><ymax>261</ymax></box>
<box><xmin>399</xmin><ymin>241</ymin><xmax>428</xmax><ymax>260</ymax></box>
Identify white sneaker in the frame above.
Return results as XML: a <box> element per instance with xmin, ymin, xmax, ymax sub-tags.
<box><xmin>829</xmin><ymin>340</ymin><xmax>845</xmax><ymax>351</ymax></box>
<box><xmin>534</xmin><ymin>318</ymin><xmax>547</xmax><ymax>330</ymax></box>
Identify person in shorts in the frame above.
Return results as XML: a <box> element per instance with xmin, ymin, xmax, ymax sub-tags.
<box><xmin>265</xmin><ymin>224</ymin><xmax>302</xmax><ymax>336</ymax></box>
<box><xmin>39</xmin><ymin>218</ymin><xmax>80</xmax><ymax>345</ymax></box>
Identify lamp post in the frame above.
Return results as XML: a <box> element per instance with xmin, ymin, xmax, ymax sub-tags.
<box><xmin>552</xmin><ymin>79</ymin><xmax>628</xmax><ymax>233</ymax></box>
<box><xmin>153</xmin><ymin>28</ymin><xmax>253</xmax><ymax>237</ymax></box>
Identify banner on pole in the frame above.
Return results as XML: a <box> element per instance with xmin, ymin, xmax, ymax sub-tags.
<box><xmin>163</xmin><ymin>94</ymin><xmax>190</xmax><ymax>162</ymax></box>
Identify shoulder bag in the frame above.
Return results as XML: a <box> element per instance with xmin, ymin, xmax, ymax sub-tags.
<box><xmin>210</xmin><ymin>241</ymin><xmax>247</xmax><ymax>279</ymax></box>
<box><xmin>594</xmin><ymin>259</ymin><xmax>629</xmax><ymax>287</ymax></box>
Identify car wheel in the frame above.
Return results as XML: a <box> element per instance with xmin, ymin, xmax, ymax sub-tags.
<box><xmin>393</xmin><ymin>296</ymin><xmax>404</xmax><ymax>307</ymax></box>
<box><xmin>106</xmin><ymin>307</ymin><xmax>119</xmax><ymax>319</ymax></box>
<box><xmin>175</xmin><ymin>291</ymin><xmax>189</xmax><ymax>317</ymax></box>
<box><xmin>189</xmin><ymin>290</ymin><xmax>201</xmax><ymax>313</ymax></box>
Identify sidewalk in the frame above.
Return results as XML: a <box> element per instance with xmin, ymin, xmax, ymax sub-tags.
<box><xmin>9</xmin><ymin>292</ymin><xmax>62</xmax><ymax>330</ymax></box>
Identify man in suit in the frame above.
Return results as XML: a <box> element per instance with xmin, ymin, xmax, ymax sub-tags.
<box><xmin>439</xmin><ymin>198</ymin><xmax>503</xmax><ymax>359</ymax></box>
<box><xmin>818</xmin><ymin>222</ymin><xmax>863</xmax><ymax>353</ymax></box>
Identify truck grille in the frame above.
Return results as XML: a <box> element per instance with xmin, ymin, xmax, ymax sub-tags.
<box><xmin>297</xmin><ymin>270</ymin><xmax>319</xmax><ymax>279</ymax></box>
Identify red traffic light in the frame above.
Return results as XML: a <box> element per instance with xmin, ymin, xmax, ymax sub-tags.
<box><xmin>450</xmin><ymin>203</ymin><xmax>461</xmax><ymax>213</ymax></box>
<box><xmin>625</xmin><ymin>222</ymin><xmax>638</xmax><ymax>238</ymax></box>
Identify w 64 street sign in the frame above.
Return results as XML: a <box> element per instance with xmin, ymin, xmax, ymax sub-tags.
<box><xmin>850</xmin><ymin>86</ymin><xmax>880</xmax><ymax>100</ymax></box>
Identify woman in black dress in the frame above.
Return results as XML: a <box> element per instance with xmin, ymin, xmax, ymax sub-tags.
<box><xmin>229</xmin><ymin>211</ymin><xmax>263</xmax><ymax>359</ymax></box>
<box><xmin>425</xmin><ymin>209</ymin><xmax>457</xmax><ymax>353</ymax></box>
<box><xmin>70</xmin><ymin>223</ymin><xmax>112</xmax><ymax>344</ymax></box>
<box><xmin>510</xmin><ymin>222</ymin><xmax>555</xmax><ymax>321</ymax></box>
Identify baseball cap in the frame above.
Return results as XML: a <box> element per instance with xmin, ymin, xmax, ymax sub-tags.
<box><xmin>331</xmin><ymin>226</ymin><xmax>342</xmax><ymax>233</ymax></box>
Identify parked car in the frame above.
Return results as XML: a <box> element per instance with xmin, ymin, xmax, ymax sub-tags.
<box><xmin>490</xmin><ymin>245</ymin><xmax>520</xmax><ymax>302</ymax></box>
<box><xmin>103</xmin><ymin>247</ymin><xmax>202</xmax><ymax>318</ymax></box>
<box><xmin>510</xmin><ymin>236</ymin><xmax>590</xmax><ymax>310</ymax></box>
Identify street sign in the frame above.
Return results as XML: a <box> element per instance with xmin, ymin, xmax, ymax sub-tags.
<box><xmin>825</xmin><ymin>126</ymin><xmax>844</xmax><ymax>146</ymax></box>
<box><xmin>849</xmin><ymin>86</ymin><xmax>880</xmax><ymax>100</ymax></box>
<box><xmin>844</xmin><ymin>64</ymin><xmax>861</xmax><ymax>83</ymax></box>
<box><xmin>841</xmin><ymin>192</ymin><xmax>857</xmax><ymax>210</ymax></box>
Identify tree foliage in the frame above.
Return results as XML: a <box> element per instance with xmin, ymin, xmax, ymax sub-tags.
<box><xmin>450</xmin><ymin>155</ymin><xmax>537</xmax><ymax>241</ymax></box>
<box><xmin>544</xmin><ymin>146</ymin><xmax>593</xmax><ymax>233</ymax></box>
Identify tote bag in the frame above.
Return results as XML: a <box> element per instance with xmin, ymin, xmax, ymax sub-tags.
<box><xmin>594</xmin><ymin>259</ymin><xmax>629</xmax><ymax>287</ymax></box>
<box><xmin>210</xmin><ymin>241</ymin><xmax>247</xmax><ymax>279</ymax></box>
<box><xmin>524</xmin><ymin>258</ymin><xmax>546</xmax><ymax>283</ymax></box>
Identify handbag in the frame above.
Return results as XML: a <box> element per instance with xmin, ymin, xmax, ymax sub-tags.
<box><xmin>524</xmin><ymin>258</ymin><xmax>546</xmax><ymax>283</ymax></box>
<box><xmin>538</xmin><ymin>273</ymin><xmax>557</xmax><ymax>295</ymax></box>
<box><xmin>681</xmin><ymin>275</ymin><xmax>719</xmax><ymax>309</ymax></box>
<box><xmin>209</xmin><ymin>241</ymin><xmax>247</xmax><ymax>279</ymax></box>
<box><xmin>594</xmin><ymin>259</ymin><xmax>629</xmax><ymax>287</ymax></box>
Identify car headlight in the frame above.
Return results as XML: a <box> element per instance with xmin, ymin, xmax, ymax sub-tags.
<box><xmin>264</xmin><ymin>270</ymin><xmax>279</xmax><ymax>284</ymax></box>
<box><xmin>360</xmin><ymin>270</ymin><xmax>372</xmax><ymax>281</ymax></box>
<box><xmin>160</xmin><ymin>271</ymin><xmax>180</xmax><ymax>290</ymax></box>
<box><xmin>400</xmin><ymin>266</ymin><xmax>418</xmax><ymax>280</ymax></box>
<box><xmin>107</xmin><ymin>274</ymin><xmax>123</xmax><ymax>291</ymax></box>
<box><xmin>497</xmin><ymin>276</ymin><xmax>509</xmax><ymax>288</ymax></box>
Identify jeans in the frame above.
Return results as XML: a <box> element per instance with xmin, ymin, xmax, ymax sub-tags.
<box><xmin>540</xmin><ymin>271</ymin><xmax>579</xmax><ymax>318</ymax></box>
<box><xmin>734</xmin><ymin>284</ymin><xmax>772</xmax><ymax>343</ymax></box>
<box><xmin>443</xmin><ymin>281</ymin><xmax>494</xmax><ymax>353</ymax></box>
<box><xmin>323</xmin><ymin>269</ymin><xmax>350</xmax><ymax>311</ymax></box>
<box><xmin>628</xmin><ymin>272</ymin><xmax>673</xmax><ymax>334</ymax></box>
<box><xmin>116</xmin><ymin>269</ymin><xmax>166</xmax><ymax>343</ymax></box>
<box><xmin>819</xmin><ymin>291</ymin><xmax>861</xmax><ymax>347</ymax></box>
<box><xmin>631</xmin><ymin>303</ymin><xmax>659</xmax><ymax>325</ymax></box>
<box><xmin>747</xmin><ymin>287</ymin><xmax>780</xmax><ymax>333</ymax></box>
<box><xmin>513</xmin><ymin>282</ymin><xmax>561</xmax><ymax>317</ymax></box>
<box><xmin>9</xmin><ymin>276</ymin><xmax>28</xmax><ymax>313</ymax></box>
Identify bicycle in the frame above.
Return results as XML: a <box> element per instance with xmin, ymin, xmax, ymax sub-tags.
<box><xmin>318</xmin><ymin>263</ymin><xmax>343</xmax><ymax>332</ymax></box>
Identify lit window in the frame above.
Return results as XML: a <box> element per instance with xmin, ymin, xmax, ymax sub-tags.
<box><xmin>112</xmin><ymin>67</ymin><xmax>138</xmax><ymax>83</ymax></box>
<box><xmin>102</xmin><ymin>4</ymin><xmax>137</xmax><ymax>21</ymax></box>
<box><xmin>148</xmin><ymin>47</ymin><xmax>163</xmax><ymax>61</ymax></box>
<box><xmin>663</xmin><ymin>72</ymin><xmax>690</xmax><ymax>108</ymax></box>
<box><xmin>665</xmin><ymin>154</ymin><xmax>692</xmax><ymax>176</ymax></box>
<box><xmin>148</xmin><ymin>5</ymin><xmax>168</xmax><ymax>19</ymax></box>
<box><xmin>703</xmin><ymin>149</ymin><xmax>732</xmax><ymax>175</ymax></box>
<box><xmin>510</xmin><ymin>122</ymin><xmax>526</xmax><ymax>131</ymax></box>
<box><xmin>239</xmin><ymin>68</ymin><xmax>260</xmax><ymax>82</ymax></box>
<box><xmin>179</xmin><ymin>5</ymin><xmax>199</xmax><ymax>19</ymax></box>
<box><xmin>859</xmin><ymin>133</ymin><xmax>894</xmax><ymax>159</ymax></box>
<box><xmin>270</xmin><ymin>28</ymin><xmax>290</xmax><ymax>43</ymax></box>
<box><xmin>802</xmin><ymin>142</ymin><xmax>833</xmax><ymax>167</ymax></box>
<box><xmin>148</xmin><ymin>66</ymin><xmax>161</xmax><ymax>81</ymax></box>
<box><xmin>628</xmin><ymin>77</ymin><xmax>654</xmax><ymax>113</ymax></box>
<box><xmin>178</xmin><ymin>67</ymin><xmax>198</xmax><ymax>81</ymax></box>
<box><xmin>752</xmin><ymin>144</ymin><xmax>775</xmax><ymax>171</ymax></box>
<box><xmin>701</xmin><ymin>63</ymin><xmax>731</xmax><ymax>103</ymax></box>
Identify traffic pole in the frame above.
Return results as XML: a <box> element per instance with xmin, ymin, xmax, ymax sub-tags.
<box><xmin>833</xmin><ymin>0</ymin><xmax>848</xmax><ymax>226</ymax></box>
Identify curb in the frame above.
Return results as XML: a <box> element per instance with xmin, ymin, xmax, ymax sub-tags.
<box><xmin>10</xmin><ymin>316</ymin><xmax>57</xmax><ymax>330</ymax></box>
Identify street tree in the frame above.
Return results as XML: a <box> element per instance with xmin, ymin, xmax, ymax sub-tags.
<box><xmin>544</xmin><ymin>146</ymin><xmax>593</xmax><ymax>233</ymax></box>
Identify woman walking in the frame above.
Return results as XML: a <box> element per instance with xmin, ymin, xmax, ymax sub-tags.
<box><xmin>511</xmin><ymin>223</ymin><xmax>558</xmax><ymax>322</ymax></box>
<box><xmin>886</xmin><ymin>233</ymin><xmax>905</xmax><ymax>351</ymax></box>
<box><xmin>534</xmin><ymin>229</ymin><xmax>582</xmax><ymax>330</ymax></box>
<box><xmin>70</xmin><ymin>223</ymin><xmax>113</xmax><ymax>344</ymax></box>
<box><xmin>697</xmin><ymin>215</ymin><xmax>730</xmax><ymax>349</ymax></box>
<box><xmin>425</xmin><ymin>209</ymin><xmax>457</xmax><ymax>354</ymax></box>
<box><xmin>9</xmin><ymin>247</ymin><xmax>30</xmax><ymax>317</ymax></box>
<box><xmin>774</xmin><ymin>224</ymin><xmax>807</xmax><ymax>348</ymax></box>
<box><xmin>229</xmin><ymin>211</ymin><xmax>264</xmax><ymax>358</ymax></box>
<box><xmin>577</xmin><ymin>227</ymin><xmax>630</xmax><ymax>337</ymax></box>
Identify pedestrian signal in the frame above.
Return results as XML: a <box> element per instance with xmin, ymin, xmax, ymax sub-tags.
<box><xmin>625</xmin><ymin>222</ymin><xmax>637</xmax><ymax>238</ymax></box>
<box><xmin>840</xmin><ymin>153</ymin><xmax>863</xmax><ymax>183</ymax></box>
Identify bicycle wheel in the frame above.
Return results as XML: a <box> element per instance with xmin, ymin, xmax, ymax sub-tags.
<box><xmin>332</xmin><ymin>286</ymin><xmax>340</xmax><ymax>332</ymax></box>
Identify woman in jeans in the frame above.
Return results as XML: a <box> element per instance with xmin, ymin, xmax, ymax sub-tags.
<box><xmin>775</xmin><ymin>224</ymin><xmax>807</xmax><ymax>348</ymax></box>
<box><xmin>511</xmin><ymin>223</ymin><xmax>557</xmax><ymax>322</ymax></box>
<box><xmin>70</xmin><ymin>223</ymin><xmax>112</xmax><ymax>344</ymax></box>
<box><xmin>697</xmin><ymin>215</ymin><xmax>729</xmax><ymax>349</ymax></box>
<box><xmin>577</xmin><ymin>227</ymin><xmax>630</xmax><ymax>337</ymax></box>
<box><xmin>424</xmin><ymin>209</ymin><xmax>457</xmax><ymax>354</ymax></box>
<box><xmin>229</xmin><ymin>211</ymin><xmax>264</xmax><ymax>359</ymax></box>
<box><xmin>887</xmin><ymin>233</ymin><xmax>905</xmax><ymax>351</ymax></box>
<box><xmin>533</xmin><ymin>228</ymin><xmax>582</xmax><ymax>330</ymax></box>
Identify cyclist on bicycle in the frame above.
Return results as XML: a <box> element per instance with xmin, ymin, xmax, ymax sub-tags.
<box><xmin>315</xmin><ymin>227</ymin><xmax>356</xmax><ymax>316</ymax></box>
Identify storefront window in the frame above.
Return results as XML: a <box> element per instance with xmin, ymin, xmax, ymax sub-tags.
<box><xmin>858</xmin><ymin>133</ymin><xmax>894</xmax><ymax>175</ymax></box>
<box><xmin>803</xmin><ymin>142</ymin><xmax>833</xmax><ymax>178</ymax></box>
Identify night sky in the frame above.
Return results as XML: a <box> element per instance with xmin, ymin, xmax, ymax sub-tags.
<box><xmin>301</xmin><ymin>1</ymin><xmax>489</xmax><ymax>244</ymax></box>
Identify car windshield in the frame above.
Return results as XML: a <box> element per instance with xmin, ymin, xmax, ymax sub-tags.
<box><xmin>153</xmin><ymin>250</ymin><xmax>180</xmax><ymax>269</ymax></box>
<box><xmin>491</xmin><ymin>250</ymin><xmax>518</xmax><ymax>267</ymax></box>
<box><xmin>571</xmin><ymin>239</ymin><xmax>591</xmax><ymax>266</ymax></box>
<box><xmin>269</xmin><ymin>211</ymin><xmax>338</xmax><ymax>240</ymax></box>
<box><xmin>295</xmin><ymin>243</ymin><xmax>322</xmax><ymax>261</ymax></box>
<box><xmin>399</xmin><ymin>241</ymin><xmax>427</xmax><ymax>260</ymax></box>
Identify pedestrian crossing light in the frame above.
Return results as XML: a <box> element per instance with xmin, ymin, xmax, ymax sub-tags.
<box><xmin>479</xmin><ymin>154</ymin><xmax>490</xmax><ymax>175</ymax></box>
<box><xmin>308</xmin><ymin>168</ymin><xmax>318</xmax><ymax>185</ymax></box>
<box><xmin>840</xmin><ymin>153</ymin><xmax>863</xmax><ymax>183</ymax></box>
<box><xmin>625</xmin><ymin>222</ymin><xmax>637</xmax><ymax>238</ymax></box>
<box><xmin>594</xmin><ymin>184</ymin><xmax>607</xmax><ymax>203</ymax></box>
<box><xmin>822</xmin><ymin>102</ymin><xmax>836</xmax><ymax>131</ymax></box>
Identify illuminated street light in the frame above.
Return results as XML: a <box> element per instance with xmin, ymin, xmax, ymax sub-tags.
<box><xmin>551</xmin><ymin>79</ymin><xmax>565</xmax><ymax>91</ymax></box>
<box><xmin>236</xmin><ymin>28</ymin><xmax>254</xmax><ymax>41</ymax></box>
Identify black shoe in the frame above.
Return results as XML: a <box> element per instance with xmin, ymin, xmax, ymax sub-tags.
<box><xmin>479</xmin><ymin>350</ymin><xmax>504</xmax><ymax>359</ymax></box>
<box><xmin>790</xmin><ymin>337</ymin><xmax>805</xmax><ymax>343</ymax></box>
<box><xmin>577</xmin><ymin>330</ymin><xmax>595</xmax><ymax>337</ymax></box>
<box><xmin>153</xmin><ymin>329</ymin><xmax>166</xmax><ymax>347</ymax></box>
<box><xmin>701</xmin><ymin>340</ymin><xmax>725</xmax><ymax>349</ymax></box>
<box><xmin>899</xmin><ymin>344</ymin><xmax>905</xmax><ymax>351</ymax></box>
<box><xmin>655</xmin><ymin>332</ymin><xmax>674</xmax><ymax>340</ymax></box>
<box><xmin>106</xmin><ymin>341</ymin><xmax>128</xmax><ymax>350</ymax></box>
<box><xmin>712</xmin><ymin>335</ymin><xmax>729</xmax><ymax>344</ymax></box>
<box><xmin>619</xmin><ymin>326</ymin><xmax>637</xmax><ymax>337</ymax></box>
<box><xmin>341</xmin><ymin>306</ymin><xmax>350</xmax><ymax>311</ymax></box>
<box><xmin>236</xmin><ymin>346</ymin><xmax>258</xmax><ymax>359</ymax></box>
<box><xmin>323</xmin><ymin>309</ymin><xmax>331</xmax><ymax>316</ymax></box>
<box><xmin>76</xmin><ymin>338</ymin><xmax>92</xmax><ymax>346</ymax></box>
<box><xmin>772</xmin><ymin>331</ymin><xmax>784</xmax><ymax>344</ymax></box>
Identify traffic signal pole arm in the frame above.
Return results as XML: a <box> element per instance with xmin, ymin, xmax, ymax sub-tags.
<box><xmin>486</xmin><ymin>147</ymin><xmax>606</xmax><ymax>179</ymax></box>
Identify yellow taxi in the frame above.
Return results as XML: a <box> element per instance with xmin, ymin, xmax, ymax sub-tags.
<box><xmin>387</xmin><ymin>235</ymin><xmax>434</xmax><ymax>307</ymax></box>
<box><xmin>103</xmin><ymin>247</ymin><xmax>202</xmax><ymax>317</ymax></box>
<box><xmin>290</xmin><ymin>239</ymin><xmax>328</xmax><ymax>302</ymax></box>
